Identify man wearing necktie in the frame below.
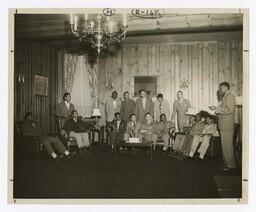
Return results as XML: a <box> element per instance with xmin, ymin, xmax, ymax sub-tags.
<box><xmin>209</xmin><ymin>82</ymin><xmax>237</xmax><ymax>171</ymax></box>
<box><xmin>109</xmin><ymin>112</ymin><xmax>127</xmax><ymax>148</ymax></box>
<box><xmin>171</xmin><ymin>91</ymin><xmax>191</xmax><ymax>132</ymax></box>
<box><xmin>55</xmin><ymin>93</ymin><xmax>75</xmax><ymax>127</ymax></box>
<box><xmin>135</xmin><ymin>89</ymin><xmax>154</xmax><ymax>122</ymax></box>
<box><xmin>154</xmin><ymin>93</ymin><xmax>170</xmax><ymax>122</ymax></box>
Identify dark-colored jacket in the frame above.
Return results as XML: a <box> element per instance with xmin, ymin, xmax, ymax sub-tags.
<box><xmin>21</xmin><ymin>120</ymin><xmax>42</xmax><ymax>137</ymax></box>
<box><xmin>109</xmin><ymin>119</ymin><xmax>127</xmax><ymax>134</ymax></box>
<box><xmin>135</xmin><ymin>97</ymin><xmax>154</xmax><ymax>122</ymax></box>
<box><xmin>216</xmin><ymin>91</ymin><xmax>235</xmax><ymax>130</ymax></box>
<box><xmin>120</xmin><ymin>99</ymin><xmax>136</xmax><ymax>122</ymax></box>
<box><xmin>63</xmin><ymin>118</ymin><xmax>93</xmax><ymax>134</ymax></box>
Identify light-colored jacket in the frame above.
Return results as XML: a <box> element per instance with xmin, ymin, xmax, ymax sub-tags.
<box><xmin>216</xmin><ymin>91</ymin><xmax>235</xmax><ymax>130</ymax></box>
<box><xmin>105</xmin><ymin>98</ymin><xmax>121</xmax><ymax>122</ymax></box>
<box><xmin>154</xmin><ymin>99</ymin><xmax>170</xmax><ymax>121</ymax></box>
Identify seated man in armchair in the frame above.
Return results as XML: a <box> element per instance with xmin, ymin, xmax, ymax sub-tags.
<box><xmin>124</xmin><ymin>113</ymin><xmax>141</xmax><ymax>140</ymax></box>
<box><xmin>171</xmin><ymin>113</ymin><xmax>204</xmax><ymax>158</ymax></box>
<box><xmin>139</xmin><ymin>113</ymin><xmax>155</xmax><ymax>143</ymax></box>
<box><xmin>152</xmin><ymin>113</ymin><xmax>175</xmax><ymax>151</ymax></box>
<box><xmin>21</xmin><ymin>112</ymin><xmax>73</xmax><ymax>161</ymax></box>
<box><xmin>108</xmin><ymin>112</ymin><xmax>127</xmax><ymax>151</ymax></box>
<box><xmin>62</xmin><ymin>110</ymin><xmax>94</xmax><ymax>157</ymax></box>
<box><xmin>189</xmin><ymin>115</ymin><xmax>219</xmax><ymax>160</ymax></box>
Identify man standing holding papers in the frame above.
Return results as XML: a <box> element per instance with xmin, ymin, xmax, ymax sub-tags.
<box><xmin>209</xmin><ymin>82</ymin><xmax>236</xmax><ymax>171</ymax></box>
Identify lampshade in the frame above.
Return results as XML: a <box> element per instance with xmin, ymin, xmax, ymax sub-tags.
<box><xmin>92</xmin><ymin>108</ymin><xmax>101</xmax><ymax>117</ymax></box>
<box><xmin>236</xmin><ymin>96</ymin><xmax>243</xmax><ymax>105</ymax></box>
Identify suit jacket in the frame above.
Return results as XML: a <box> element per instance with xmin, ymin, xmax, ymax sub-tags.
<box><xmin>189</xmin><ymin>121</ymin><xmax>205</xmax><ymax>136</ymax></box>
<box><xmin>154</xmin><ymin>99</ymin><xmax>170</xmax><ymax>121</ymax></box>
<box><xmin>216</xmin><ymin>91</ymin><xmax>235</xmax><ymax>130</ymax></box>
<box><xmin>140</xmin><ymin>121</ymin><xmax>155</xmax><ymax>135</ymax></box>
<box><xmin>63</xmin><ymin>118</ymin><xmax>93</xmax><ymax>134</ymax></box>
<box><xmin>105</xmin><ymin>98</ymin><xmax>121</xmax><ymax>122</ymax></box>
<box><xmin>109</xmin><ymin>119</ymin><xmax>127</xmax><ymax>134</ymax></box>
<box><xmin>171</xmin><ymin>98</ymin><xmax>191</xmax><ymax>124</ymax></box>
<box><xmin>126</xmin><ymin>121</ymin><xmax>142</xmax><ymax>137</ymax></box>
<box><xmin>154</xmin><ymin>121</ymin><xmax>174</xmax><ymax>136</ymax></box>
<box><xmin>21</xmin><ymin>120</ymin><xmax>41</xmax><ymax>137</ymax></box>
<box><xmin>55</xmin><ymin>101</ymin><xmax>75</xmax><ymax>127</ymax></box>
<box><xmin>120</xmin><ymin>98</ymin><xmax>136</xmax><ymax>122</ymax></box>
<box><xmin>136</xmin><ymin>97</ymin><xmax>154</xmax><ymax>122</ymax></box>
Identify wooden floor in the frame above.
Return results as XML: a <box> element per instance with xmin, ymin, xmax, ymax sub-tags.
<box><xmin>13</xmin><ymin>145</ymin><xmax>242</xmax><ymax>199</ymax></box>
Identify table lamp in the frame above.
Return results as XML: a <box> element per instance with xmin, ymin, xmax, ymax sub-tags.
<box><xmin>92</xmin><ymin>108</ymin><xmax>101</xmax><ymax>123</ymax></box>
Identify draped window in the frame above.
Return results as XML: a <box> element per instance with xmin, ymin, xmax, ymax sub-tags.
<box><xmin>64</xmin><ymin>54</ymin><xmax>98</xmax><ymax>117</ymax></box>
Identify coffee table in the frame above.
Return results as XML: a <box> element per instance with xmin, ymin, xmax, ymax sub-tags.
<box><xmin>113</xmin><ymin>141</ymin><xmax>154</xmax><ymax>160</ymax></box>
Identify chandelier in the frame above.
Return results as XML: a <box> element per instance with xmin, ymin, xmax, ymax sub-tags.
<box><xmin>70</xmin><ymin>13</ymin><xmax>128</xmax><ymax>54</ymax></box>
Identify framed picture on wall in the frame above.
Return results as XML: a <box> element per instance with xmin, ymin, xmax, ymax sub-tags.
<box><xmin>34</xmin><ymin>74</ymin><xmax>48</xmax><ymax>96</ymax></box>
<box><xmin>134</xmin><ymin>76</ymin><xmax>158</xmax><ymax>96</ymax></box>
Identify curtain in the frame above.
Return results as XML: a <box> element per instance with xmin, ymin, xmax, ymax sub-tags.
<box><xmin>64</xmin><ymin>54</ymin><xmax>78</xmax><ymax>92</ymax></box>
<box><xmin>70</xmin><ymin>55</ymin><xmax>93</xmax><ymax>117</ymax></box>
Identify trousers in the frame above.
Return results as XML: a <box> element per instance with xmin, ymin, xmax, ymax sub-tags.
<box><xmin>69</xmin><ymin>131</ymin><xmax>90</xmax><ymax>148</ymax></box>
<box><xmin>189</xmin><ymin>135</ymin><xmax>211</xmax><ymax>159</ymax></box>
<box><xmin>40</xmin><ymin>136</ymin><xmax>67</xmax><ymax>155</ymax></box>
<box><xmin>220</xmin><ymin>129</ymin><xmax>236</xmax><ymax>168</ymax></box>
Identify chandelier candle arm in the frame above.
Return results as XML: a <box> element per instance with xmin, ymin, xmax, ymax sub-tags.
<box><xmin>69</xmin><ymin>13</ymin><xmax>128</xmax><ymax>54</ymax></box>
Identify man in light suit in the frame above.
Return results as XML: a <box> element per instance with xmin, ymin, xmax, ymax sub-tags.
<box><xmin>209</xmin><ymin>82</ymin><xmax>236</xmax><ymax>171</ymax></box>
<box><xmin>154</xmin><ymin>93</ymin><xmax>170</xmax><ymax>122</ymax></box>
<box><xmin>171</xmin><ymin>91</ymin><xmax>191</xmax><ymax>132</ymax></box>
<box><xmin>136</xmin><ymin>89</ymin><xmax>154</xmax><ymax>122</ymax></box>
<box><xmin>55</xmin><ymin>93</ymin><xmax>75</xmax><ymax>127</ymax></box>
<box><xmin>105</xmin><ymin>91</ymin><xmax>121</xmax><ymax>124</ymax></box>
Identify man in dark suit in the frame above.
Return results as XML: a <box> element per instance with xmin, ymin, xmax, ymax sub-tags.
<box><xmin>55</xmin><ymin>92</ymin><xmax>75</xmax><ymax>127</ymax></box>
<box><xmin>120</xmin><ymin>91</ymin><xmax>136</xmax><ymax>122</ymax></box>
<box><xmin>21</xmin><ymin>112</ymin><xmax>73</xmax><ymax>161</ymax></box>
<box><xmin>136</xmin><ymin>89</ymin><xmax>154</xmax><ymax>122</ymax></box>
<box><xmin>109</xmin><ymin>112</ymin><xmax>127</xmax><ymax>149</ymax></box>
<box><xmin>209</xmin><ymin>82</ymin><xmax>237</xmax><ymax>171</ymax></box>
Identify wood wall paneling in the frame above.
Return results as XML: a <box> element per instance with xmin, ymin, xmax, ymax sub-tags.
<box><xmin>98</xmin><ymin>39</ymin><xmax>242</xmax><ymax>112</ymax></box>
<box><xmin>14</xmin><ymin>40</ymin><xmax>60</xmax><ymax>133</ymax></box>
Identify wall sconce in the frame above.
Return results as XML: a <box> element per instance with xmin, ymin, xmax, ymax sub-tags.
<box><xmin>17</xmin><ymin>74</ymin><xmax>25</xmax><ymax>84</ymax></box>
<box><xmin>180</xmin><ymin>79</ymin><xmax>189</xmax><ymax>89</ymax></box>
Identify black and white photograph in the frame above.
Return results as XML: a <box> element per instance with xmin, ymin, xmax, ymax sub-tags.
<box><xmin>8</xmin><ymin>8</ymin><xmax>249</xmax><ymax>204</ymax></box>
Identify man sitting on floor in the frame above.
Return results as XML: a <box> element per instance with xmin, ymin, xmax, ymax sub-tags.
<box><xmin>171</xmin><ymin>113</ymin><xmax>204</xmax><ymax>159</ymax></box>
<box><xmin>108</xmin><ymin>112</ymin><xmax>127</xmax><ymax>151</ymax></box>
<box><xmin>189</xmin><ymin>115</ymin><xmax>218</xmax><ymax>160</ymax></box>
<box><xmin>21</xmin><ymin>112</ymin><xmax>73</xmax><ymax>161</ymax></box>
<box><xmin>152</xmin><ymin>113</ymin><xmax>175</xmax><ymax>151</ymax></box>
<box><xmin>62</xmin><ymin>110</ymin><xmax>94</xmax><ymax>157</ymax></box>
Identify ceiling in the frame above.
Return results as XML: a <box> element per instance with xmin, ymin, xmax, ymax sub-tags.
<box><xmin>14</xmin><ymin>13</ymin><xmax>243</xmax><ymax>50</ymax></box>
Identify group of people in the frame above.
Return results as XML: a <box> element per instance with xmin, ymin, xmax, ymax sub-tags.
<box><xmin>20</xmin><ymin>81</ymin><xmax>237</xmax><ymax>171</ymax></box>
